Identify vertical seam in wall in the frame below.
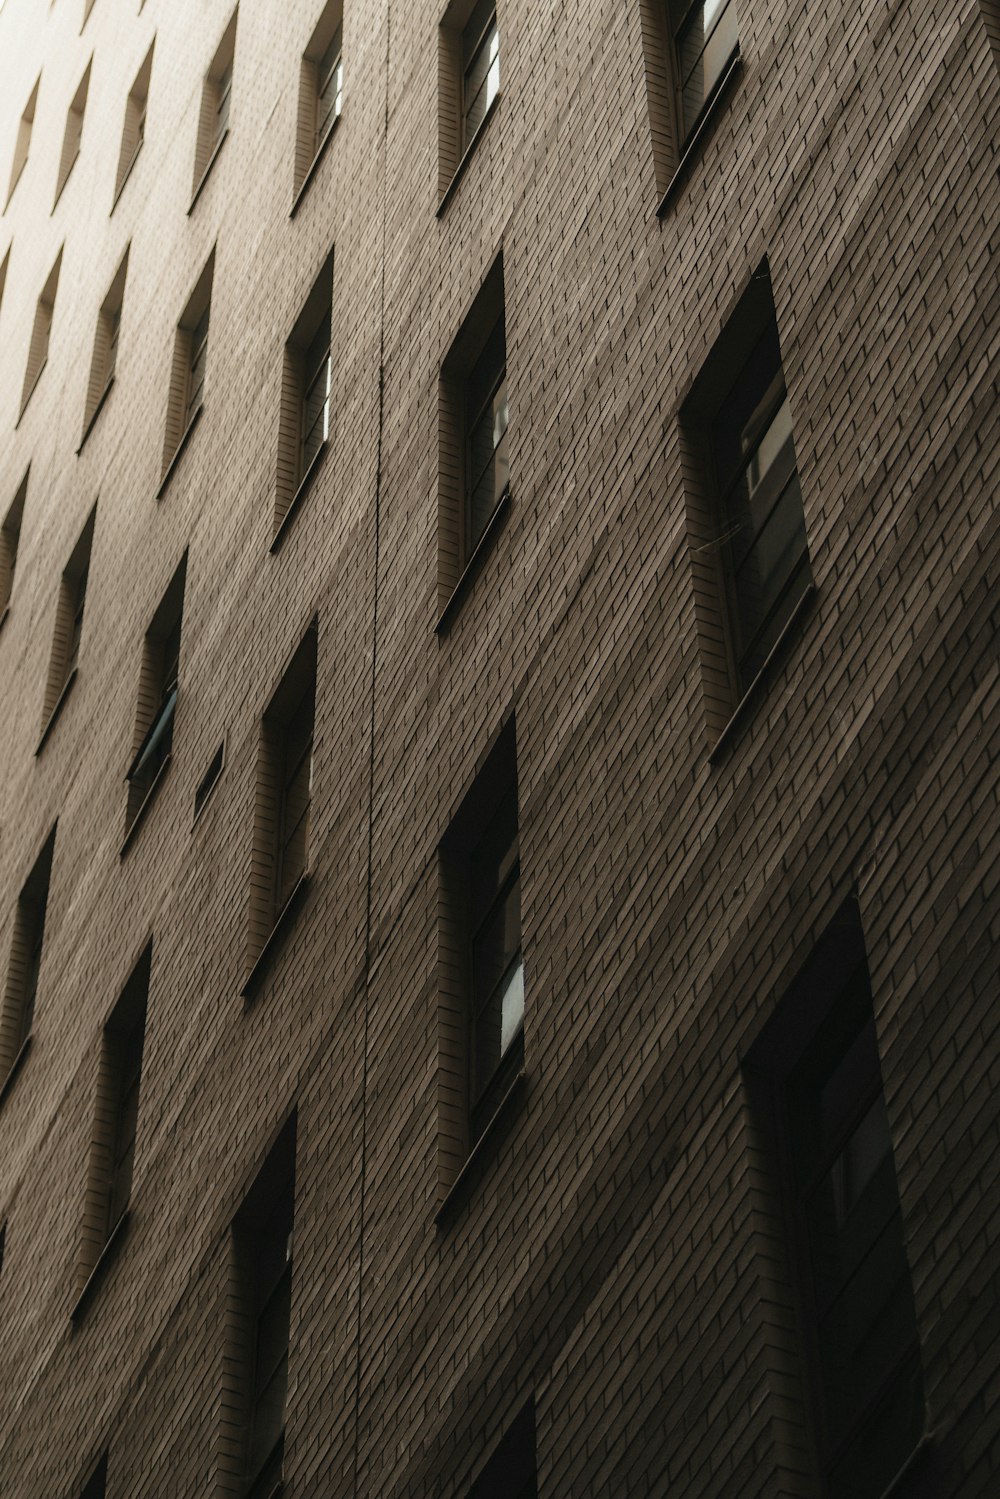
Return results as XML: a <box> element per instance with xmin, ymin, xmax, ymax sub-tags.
<box><xmin>351</xmin><ymin>1</ymin><xmax>391</xmax><ymax>1493</ymax></box>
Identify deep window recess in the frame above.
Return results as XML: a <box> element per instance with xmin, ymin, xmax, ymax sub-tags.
<box><xmin>226</xmin><ymin>1118</ymin><xmax>296</xmax><ymax>1499</ymax></box>
<box><xmin>54</xmin><ymin>59</ymin><xmax>91</xmax><ymax>205</ymax></box>
<box><xmin>667</xmin><ymin>0</ymin><xmax>738</xmax><ymax>143</ymax></box>
<box><xmin>1</xmin><ymin>469</ymin><xmax>29</xmax><ymax>618</ymax></box>
<box><xmin>162</xmin><ymin>252</ymin><xmax>214</xmax><ymax>480</ymax></box>
<box><xmin>21</xmin><ymin>250</ymin><xmax>63</xmax><ymax>418</ymax></box>
<box><xmin>0</xmin><ymin>827</ymin><xmax>56</xmax><ymax>1088</ymax></box>
<box><xmin>681</xmin><ymin>263</ymin><xmax>812</xmax><ymax>739</ymax></box>
<box><xmin>293</xmin><ymin>1</ymin><xmax>344</xmax><ymax>201</ymax></box>
<box><xmin>194</xmin><ymin>742</ymin><xmax>225</xmax><ymax>820</ymax></box>
<box><xmin>438</xmin><ymin>720</ymin><xmax>524</xmax><ymax>1187</ymax></box>
<box><xmin>469</xmin><ymin>1400</ymin><xmax>537</xmax><ymax>1499</ymax></box>
<box><xmin>113</xmin><ymin>43</ymin><xmax>153</xmax><ymax>205</ymax></box>
<box><xmin>124</xmin><ymin>557</ymin><xmax>186</xmax><ymax>836</ymax></box>
<box><xmin>79</xmin><ymin>1453</ymin><xmax>108</xmax><ymax>1499</ymax></box>
<box><xmin>82</xmin><ymin>248</ymin><xmax>129</xmax><ymax>441</ymax></box>
<box><xmin>437</xmin><ymin>254</ymin><xmax>509</xmax><ymax>616</ymax></box>
<box><xmin>6</xmin><ymin>75</ymin><xmax>39</xmax><ymax>209</ymax></box>
<box><xmin>275</xmin><ymin>251</ymin><xmax>333</xmax><ymax>535</ymax></box>
<box><xmin>745</xmin><ymin>903</ymin><xmax>925</xmax><ymax>1499</ymax></box>
<box><xmin>192</xmin><ymin>10</ymin><xmax>238</xmax><ymax>197</ymax></box>
<box><xmin>462</xmin><ymin>0</ymin><xmax>499</xmax><ymax>150</ymax></box>
<box><xmin>245</xmin><ymin>624</ymin><xmax>316</xmax><ymax>982</ymax></box>
<box><xmin>40</xmin><ymin>506</ymin><xmax>95</xmax><ymax>734</ymax></box>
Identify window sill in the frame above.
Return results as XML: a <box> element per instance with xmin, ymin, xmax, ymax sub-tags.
<box><xmin>435</xmin><ymin>485</ymin><xmax>511</xmax><ymax>634</ymax></box>
<box><xmin>111</xmin><ymin>144</ymin><xmax>142</xmax><ymax>215</ymax></box>
<box><xmin>656</xmin><ymin>47</ymin><xmax>742</xmax><ymax>217</ymax></box>
<box><xmin>157</xmin><ymin>403</ymin><xmax>204</xmax><ymax>499</ymax></box>
<box><xmin>270</xmin><ymin>441</ymin><xmax>328</xmax><ymax>554</ymax></box>
<box><xmin>77</xmin><ymin>377</ymin><xmax>114</xmax><ymax>454</ymax></box>
<box><xmin>36</xmin><ymin>667</ymin><xmax>78</xmax><ymax>755</ymax></box>
<box><xmin>436</xmin><ymin>91</ymin><xmax>500</xmax><ymax>217</ymax></box>
<box><xmin>708</xmin><ymin>583</ymin><xmax>815</xmax><ymax>764</ymax></box>
<box><xmin>16</xmin><ymin>359</ymin><xmax>48</xmax><ymax>428</ymax></box>
<box><xmin>188</xmin><ymin>127</ymin><xmax>229</xmax><ymax>215</ymax></box>
<box><xmin>0</xmin><ymin>1034</ymin><xmax>32</xmax><ymax>1110</ymax></box>
<box><xmin>435</xmin><ymin>1068</ymin><xmax>527</xmax><ymax>1226</ymax></box>
<box><xmin>241</xmin><ymin>872</ymin><xmax>311</xmax><ymax>1002</ymax></box>
<box><xmin>120</xmin><ymin>752</ymin><xmax>173</xmax><ymax>858</ymax></box>
<box><xmin>290</xmin><ymin>113</ymin><xmax>342</xmax><ymax>218</ymax></box>
<box><xmin>71</xmin><ymin>1210</ymin><xmax>131</xmax><ymax>1324</ymax></box>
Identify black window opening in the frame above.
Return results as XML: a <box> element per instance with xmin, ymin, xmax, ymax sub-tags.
<box><xmin>127</xmin><ymin>611</ymin><xmax>180</xmax><ymax>811</ymax></box>
<box><xmin>668</xmin><ymin>0</ymin><xmax>739</xmax><ymax>143</ymax></box>
<box><xmin>465</xmin><ymin>312</ymin><xmax>508</xmax><ymax>559</ymax></box>
<box><xmin>275</xmin><ymin>682</ymin><xmax>313</xmax><ymax>916</ymax></box>
<box><xmin>315</xmin><ymin>23</ymin><xmax>343</xmax><ymax>148</ymax></box>
<box><xmin>468</xmin><ymin>778</ymin><xmax>523</xmax><ymax>1140</ymax></box>
<box><xmin>462</xmin><ymin>0</ymin><xmax>499</xmax><ymax>149</ymax></box>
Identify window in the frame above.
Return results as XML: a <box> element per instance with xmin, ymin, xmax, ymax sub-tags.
<box><xmin>461</xmin><ymin>0</ymin><xmax>499</xmax><ymax>150</ymax></box>
<box><xmin>224</xmin><ymin>1117</ymin><xmax>296</xmax><ymax>1499</ymax></box>
<box><xmin>113</xmin><ymin>43</ymin><xmax>153</xmax><ymax>206</ymax></box>
<box><xmin>744</xmin><ymin>903</ymin><xmax>925</xmax><ymax>1499</ymax></box>
<box><xmin>293</xmin><ymin>0</ymin><xmax>343</xmax><ymax>201</ymax></box>
<box><xmin>124</xmin><ymin>556</ymin><xmax>186</xmax><ymax>841</ymax></box>
<box><xmin>0</xmin><ymin>244</ymin><xmax>10</xmax><ymax>318</ymax></box>
<box><xmin>194</xmin><ymin>741</ymin><xmax>225</xmax><ymax>821</ymax></box>
<box><xmin>438</xmin><ymin>720</ymin><xmax>523</xmax><ymax>1185</ymax></box>
<box><xmin>192</xmin><ymin>9</ymin><xmax>237</xmax><ymax>200</ymax></box>
<box><xmin>437</xmin><ymin>0</ymin><xmax>500</xmax><ymax>199</ymax></box>
<box><xmin>54</xmin><ymin>59</ymin><xmax>91</xmax><ymax>205</ymax></box>
<box><xmin>5</xmin><ymin>75</ymin><xmax>39</xmax><ymax>209</ymax></box>
<box><xmin>77</xmin><ymin>945</ymin><xmax>150</xmax><ymax>1294</ymax></box>
<box><xmin>79</xmin><ymin>1454</ymin><xmax>107</xmax><ymax>1499</ymax></box>
<box><xmin>639</xmin><ymin>0</ymin><xmax>740</xmax><ymax>200</ymax></box>
<box><xmin>469</xmin><ymin>1401</ymin><xmax>537</xmax><ymax>1499</ymax></box>
<box><xmin>275</xmin><ymin>250</ymin><xmax>333</xmax><ymax>538</ymax></box>
<box><xmin>81</xmin><ymin>249</ymin><xmax>128</xmax><ymax>443</ymax></box>
<box><xmin>244</xmin><ymin>626</ymin><xmax>315</xmax><ymax>990</ymax></box>
<box><xmin>0</xmin><ymin>827</ymin><xmax>56</xmax><ymax>1092</ymax></box>
<box><xmin>162</xmin><ymin>252</ymin><xmax>214</xmax><ymax>481</ymax></box>
<box><xmin>39</xmin><ymin>506</ymin><xmax>95</xmax><ymax>744</ymax></box>
<box><xmin>680</xmin><ymin>263</ymin><xmax>811</xmax><ymax>738</ymax></box>
<box><xmin>1</xmin><ymin>469</ymin><xmax>28</xmax><ymax>621</ymax></box>
<box><xmin>81</xmin><ymin>0</ymin><xmax>97</xmax><ymax>28</ymax></box>
<box><xmin>437</xmin><ymin>255</ymin><xmax>509</xmax><ymax>619</ymax></box>
<box><xmin>20</xmin><ymin>250</ymin><xmax>62</xmax><ymax>418</ymax></box>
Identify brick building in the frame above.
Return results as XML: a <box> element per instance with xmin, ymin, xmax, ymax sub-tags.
<box><xmin>0</xmin><ymin>0</ymin><xmax>998</xmax><ymax>1494</ymax></box>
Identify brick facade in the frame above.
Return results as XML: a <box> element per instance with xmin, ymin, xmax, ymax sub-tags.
<box><xmin>0</xmin><ymin>0</ymin><xmax>997</xmax><ymax>1494</ymax></box>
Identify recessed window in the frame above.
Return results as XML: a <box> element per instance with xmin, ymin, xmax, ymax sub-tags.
<box><xmin>81</xmin><ymin>0</ymin><xmax>97</xmax><ymax>28</ymax></box>
<box><xmin>437</xmin><ymin>254</ymin><xmax>509</xmax><ymax>619</ymax></box>
<box><xmin>469</xmin><ymin>1400</ymin><xmax>537</xmax><ymax>1499</ymax></box>
<box><xmin>77</xmin><ymin>945</ymin><xmax>150</xmax><ymax>1295</ymax></box>
<box><xmin>0</xmin><ymin>826</ymin><xmax>56</xmax><ymax>1092</ymax></box>
<box><xmin>81</xmin><ymin>248</ymin><xmax>128</xmax><ymax>444</ymax></box>
<box><xmin>113</xmin><ymin>43</ymin><xmax>153</xmax><ymax>206</ymax></box>
<box><xmin>244</xmin><ymin>625</ymin><xmax>316</xmax><ymax>987</ymax></box>
<box><xmin>124</xmin><ymin>556</ymin><xmax>186</xmax><ymax>842</ymax></box>
<box><xmin>5</xmin><ymin>75</ymin><xmax>39</xmax><ymax>210</ymax></box>
<box><xmin>1</xmin><ymin>468</ymin><xmax>28</xmax><ymax>619</ymax></box>
<box><xmin>437</xmin><ymin>0</ymin><xmax>500</xmax><ymax>200</ymax></box>
<box><xmin>79</xmin><ymin>1454</ymin><xmax>107</xmax><ymax>1499</ymax></box>
<box><xmin>275</xmin><ymin>250</ymin><xmax>333</xmax><ymax>537</ymax></box>
<box><xmin>0</xmin><ymin>244</ymin><xmax>10</xmax><ymax>317</ymax></box>
<box><xmin>639</xmin><ymin>0</ymin><xmax>740</xmax><ymax>200</ymax></box>
<box><xmin>162</xmin><ymin>251</ymin><xmax>214</xmax><ymax>482</ymax></box>
<box><xmin>293</xmin><ymin>0</ymin><xmax>343</xmax><ymax>201</ymax></box>
<box><xmin>192</xmin><ymin>9</ymin><xmax>237</xmax><ymax>200</ymax></box>
<box><xmin>223</xmin><ymin>1117</ymin><xmax>296</xmax><ymax>1499</ymax></box>
<box><xmin>438</xmin><ymin>720</ymin><xmax>524</xmax><ymax>1188</ymax></box>
<box><xmin>39</xmin><ymin>506</ymin><xmax>95</xmax><ymax>743</ymax></box>
<box><xmin>461</xmin><ymin>0</ymin><xmax>499</xmax><ymax>150</ymax></box>
<box><xmin>54</xmin><ymin>59</ymin><xmax>91</xmax><ymax>205</ymax></box>
<box><xmin>21</xmin><ymin>250</ymin><xmax>63</xmax><ymax>418</ymax></box>
<box><xmin>744</xmin><ymin>903</ymin><xmax>925</xmax><ymax>1499</ymax></box>
<box><xmin>194</xmin><ymin>741</ymin><xmax>225</xmax><ymax>821</ymax></box>
<box><xmin>680</xmin><ymin>262</ymin><xmax>811</xmax><ymax>739</ymax></box>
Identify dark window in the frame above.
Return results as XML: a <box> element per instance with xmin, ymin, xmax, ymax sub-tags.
<box><xmin>101</xmin><ymin>954</ymin><xmax>149</xmax><ymax>1238</ymax></box>
<box><xmin>21</xmin><ymin>250</ymin><xmax>62</xmax><ymax>416</ymax></box>
<box><xmin>125</xmin><ymin>558</ymin><xmax>186</xmax><ymax>835</ymax></box>
<box><xmin>462</xmin><ymin>0</ymin><xmax>499</xmax><ymax>150</ymax></box>
<box><xmin>194</xmin><ymin>742</ymin><xmax>225</xmax><ymax>820</ymax></box>
<box><xmin>315</xmin><ymin>23</ymin><xmax>343</xmax><ymax>147</ymax></box>
<box><xmin>6</xmin><ymin>76</ymin><xmax>38</xmax><ymax>210</ymax></box>
<box><xmin>465</xmin><ymin>313</ymin><xmax>509</xmax><ymax>559</ymax></box>
<box><xmin>187</xmin><ymin>305</ymin><xmax>210</xmax><ymax>426</ymax></box>
<box><xmin>232</xmin><ymin>1119</ymin><xmax>296</xmax><ymax>1499</ymax></box>
<box><xmin>82</xmin><ymin>249</ymin><xmax>128</xmax><ymax>442</ymax></box>
<box><xmin>54</xmin><ymin>60</ymin><xmax>91</xmax><ymax>205</ymax></box>
<box><xmin>746</xmin><ymin>905</ymin><xmax>924</xmax><ymax>1499</ymax></box>
<box><xmin>469</xmin><ymin>1400</ymin><xmax>537</xmax><ymax>1499</ymax></box>
<box><xmin>667</xmin><ymin>0</ymin><xmax>739</xmax><ymax>143</ymax></box>
<box><xmin>301</xmin><ymin>319</ymin><xmax>331</xmax><ymax>476</ymax></box>
<box><xmin>114</xmin><ymin>44</ymin><xmax>153</xmax><ymax>205</ymax></box>
<box><xmin>163</xmin><ymin>254</ymin><xmax>215</xmax><ymax>477</ymax></box>
<box><xmin>192</xmin><ymin>10</ymin><xmax>238</xmax><ymax>195</ymax></box>
<box><xmin>276</xmin><ymin>251</ymin><xmax>334</xmax><ymax>535</ymax></box>
<box><xmin>275</xmin><ymin>679</ymin><xmax>314</xmax><ymax>915</ymax></box>
<box><xmin>80</xmin><ymin>1454</ymin><xmax>107</xmax><ymax>1499</ymax></box>
<box><xmin>0</xmin><ymin>828</ymin><xmax>55</xmax><ymax>1082</ymax></box>
<box><xmin>40</xmin><ymin>506</ymin><xmax>95</xmax><ymax>739</ymax></box>
<box><xmin>1</xmin><ymin>469</ymin><xmax>28</xmax><ymax>617</ymax></box>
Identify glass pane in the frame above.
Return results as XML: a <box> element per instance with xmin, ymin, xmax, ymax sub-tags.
<box><xmin>473</xmin><ymin>871</ymin><xmax>521</xmax><ymax>1016</ymax></box>
<box><xmin>463</xmin><ymin>20</ymin><xmax>499</xmax><ymax>146</ymax></box>
<box><xmin>316</xmin><ymin>27</ymin><xmax>343</xmax><ymax>144</ymax></box>
<box><xmin>302</xmin><ymin>353</ymin><xmax>331</xmax><ymax>472</ymax></box>
<box><xmin>677</xmin><ymin>1</ymin><xmax>738</xmax><ymax>138</ymax></box>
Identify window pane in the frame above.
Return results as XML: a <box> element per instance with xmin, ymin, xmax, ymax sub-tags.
<box><xmin>676</xmin><ymin>0</ymin><xmax>738</xmax><ymax>138</ymax></box>
<box><xmin>302</xmin><ymin>350</ymin><xmax>330</xmax><ymax>472</ymax></box>
<box><xmin>316</xmin><ymin>26</ymin><xmax>343</xmax><ymax>145</ymax></box>
<box><xmin>463</xmin><ymin>19</ymin><xmax>499</xmax><ymax>146</ymax></box>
